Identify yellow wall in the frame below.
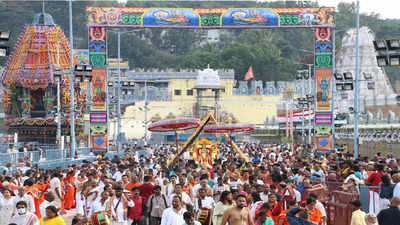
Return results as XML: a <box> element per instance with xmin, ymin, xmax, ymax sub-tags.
<box><xmin>116</xmin><ymin>76</ymin><xmax>280</xmax><ymax>139</ymax></box>
<box><xmin>169</xmin><ymin>78</ymin><xmax>235</xmax><ymax>101</ymax></box>
<box><xmin>219</xmin><ymin>95</ymin><xmax>279</xmax><ymax>124</ymax></box>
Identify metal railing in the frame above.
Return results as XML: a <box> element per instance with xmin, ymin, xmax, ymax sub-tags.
<box><xmin>0</xmin><ymin>147</ymin><xmax>99</xmax><ymax>170</ymax></box>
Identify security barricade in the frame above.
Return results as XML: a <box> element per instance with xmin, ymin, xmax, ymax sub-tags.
<box><xmin>327</xmin><ymin>190</ymin><xmax>358</xmax><ymax>225</ymax></box>
<box><xmin>359</xmin><ymin>185</ymin><xmax>381</xmax><ymax>214</ymax></box>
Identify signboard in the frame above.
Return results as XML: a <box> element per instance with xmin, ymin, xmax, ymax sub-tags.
<box><xmin>87</xmin><ymin>7</ymin><xmax>335</xmax><ymax>29</ymax></box>
<box><xmin>314</xmin><ymin>26</ymin><xmax>334</xmax><ymax>151</ymax></box>
<box><xmin>315</xmin><ymin>69</ymin><xmax>332</xmax><ymax>111</ymax></box>
<box><xmin>91</xmin><ymin>69</ymin><xmax>107</xmax><ymax>111</ymax></box>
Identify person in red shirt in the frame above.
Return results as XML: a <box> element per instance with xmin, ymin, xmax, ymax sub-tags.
<box><xmin>366</xmin><ymin>163</ymin><xmax>385</xmax><ymax>214</ymax></box>
<box><xmin>267</xmin><ymin>193</ymin><xmax>282</xmax><ymax>225</ymax></box>
<box><xmin>139</xmin><ymin>175</ymin><xmax>154</xmax><ymax>202</ymax></box>
<box><xmin>128</xmin><ymin>187</ymin><xmax>146</xmax><ymax>225</ymax></box>
<box><xmin>278</xmin><ymin>182</ymin><xmax>295</xmax><ymax>210</ymax></box>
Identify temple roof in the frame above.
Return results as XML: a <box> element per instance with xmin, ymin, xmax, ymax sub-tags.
<box><xmin>1</xmin><ymin>22</ymin><xmax>71</xmax><ymax>89</ymax></box>
<box><xmin>195</xmin><ymin>67</ymin><xmax>224</xmax><ymax>89</ymax></box>
<box><xmin>32</xmin><ymin>12</ymin><xmax>56</xmax><ymax>26</ymax></box>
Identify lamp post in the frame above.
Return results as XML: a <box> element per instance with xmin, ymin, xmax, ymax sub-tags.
<box><xmin>306</xmin><ymin>94</ymin><xmax>314</xmax><ymax>144</ymax></box>
<box><xmin>84</xmin><ymin>73</ymin><xmax>92</xmax><ymax>149</ymax></box>
<box><xmin>107</xmin><ymin>82</ymin><xmax>117</xmax><ymax>147</ymax></box>
<box><xmin>54</xmin><ymin>72</ymin><xmax>62</xmax><ymax>149</ymax></box>
<box><xmin>74</xmin><ymin>65</ymin><xmax>92</xmax><ymax>154</ymax></box>
<box><xmin>144</xmin><ymin>80</ymin><xmax>148</xmax><ymax>144</ymax></box>
<box><xmin>0</xmin><ymin>30</ymin><xmax>10</xmax><ymax>57</ymax></box>
<box><xmin>307</xmin><ymin>64</ymin><xmax>313</xmax><ymax>144</ymax></box>
<box><xmin>302</xmin><ymin>85</ymin><xmax>305</xmax><ymax>144</ymax></box>
<box><xmin>68</xmin><ymin>0</ymin><xmax>76</xmax><ymax>158</ymax></box>
<box><xmin>117</xmin><ymin>32</ymin><xmax>122</xmax><ymax>153</ymax></box>
<box><xmin>295</xmin><ymin>62</ymin><xmax>314</xmax><ymax>145</ymax></box>
<box><xmin>332</xmin><ymin>28</ymin><xmax>336</xmax><ymax>150</ymax></box>
<box><xmin>296</xmin><ymin>97</ymin><xmax>309</xmax><ymax>144</ymax></box>
<box><xmin>107</xmin><ymin>30</ymin><xmax>140</xmax><ymax>153</ymax></box>
<box><xmin>354</xmin><ymin>0</ymin><xmax>360</xmax><ymax>159</ymax></box>
<box><xmin>296</xmin><ymin>70</ymin><xmax>309</xmax><ymax>144</ymax></box>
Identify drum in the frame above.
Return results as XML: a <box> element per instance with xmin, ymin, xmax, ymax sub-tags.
<box><xmin>90</xmin><ymin>212</ymin><xmax>111</xmax><ymax>225</ymax></box>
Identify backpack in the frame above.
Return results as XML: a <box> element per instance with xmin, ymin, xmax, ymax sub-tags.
<box><xmin>379</xmin><ymin>184</ymin><xmax>394</xmax><ymax>199</ymax></box>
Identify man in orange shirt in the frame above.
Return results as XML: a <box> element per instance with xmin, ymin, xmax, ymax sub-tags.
<box><xmin>125</xmin><ymin>175</ymin><xmax>141</xmax><ymax>191</ymax></box>
<box><xmin>305</xmin><ymin>197</ymin><xmax>322</xmax><ymax>225</ymax></box>
<box><xmin>34</xmin><ymin>176</ymin><xmax>49</xmax><ymax>210</ymax></box>
<box><xmin>24</xmin><ymin>178</ymin><xmax>41</xmax><ymax>218</ymax></box>
<box><xmin>277</xmin><ymin>200</ymin><xmax>297</xmax><ymax>225</ymax></box>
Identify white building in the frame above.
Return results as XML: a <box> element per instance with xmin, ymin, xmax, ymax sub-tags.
<box><xmin>335</xmin><ymin>26</ymin><xmax>394</xmax><ymax>113</ymax></box>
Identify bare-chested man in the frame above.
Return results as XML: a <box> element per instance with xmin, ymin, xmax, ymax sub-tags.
<box><xmin>221</xmin><ymin>194</ymin><xmax>255</xmax><ymax>225</ymax></box>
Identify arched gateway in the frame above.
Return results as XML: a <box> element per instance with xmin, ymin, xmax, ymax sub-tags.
<box><xmin>86</xmin><ymin>6</ymin><xmax>336</xmax><ymax>152</ymax></box>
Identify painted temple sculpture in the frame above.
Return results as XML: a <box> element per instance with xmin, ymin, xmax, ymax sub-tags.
<box><xmin>0</xmin><ymin>11</ymin><xmax>87</xmax><ymax>143</ymax></box>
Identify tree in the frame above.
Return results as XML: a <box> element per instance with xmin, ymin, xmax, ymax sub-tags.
<box><xmin>1</xmin><ymin>1</ymin><xmax>400</xmax><ymax>84</ymax></box>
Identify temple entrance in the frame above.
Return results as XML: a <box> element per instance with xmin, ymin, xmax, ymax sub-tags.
<box><xmin>30</xmin><ymin>89</ymin><xmax>45</xmax><ymax>118</ymax></box>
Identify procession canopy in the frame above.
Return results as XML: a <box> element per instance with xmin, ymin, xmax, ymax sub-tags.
<box><xmin>1</xmin><ymin>11</ymin><xmax>71</xmax><ymax>89</ymax></box>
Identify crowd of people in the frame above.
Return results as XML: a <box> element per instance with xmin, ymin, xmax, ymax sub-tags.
<box><xmin>0</xmin><ymin>142</ymin><xmax>400</xmax><ymax>225</ymax></box>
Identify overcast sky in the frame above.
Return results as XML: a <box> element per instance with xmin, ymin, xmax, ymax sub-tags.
<box><xmin>251</xmin><ymin>0</ymin><xmax>398</xmax><ymax>19</ymax></box>
<box><xmin>313</xmin><ymin>0</ymin><xmax>399</xmax><ymax>19</ymax></box>
<box><xmin>65</xmin><ymin>0</ymin><xmax>398</xmax><ymax>20</ymax></box>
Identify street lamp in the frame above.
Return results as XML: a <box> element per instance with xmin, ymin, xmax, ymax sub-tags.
<box><xmin>296</xmin><ymin>97</ymin><xmax>309</xmax><ymax>144</ymax></box>
<box><xmin>374</xmin><ymin>39</ymin><xmax>400</xmax><ymax>67</ymax></box>
<box><xmin>334</xmin><ymin>73</ymin><xmax>344</xmax><ymax>81</ymax></box>
<box><xmin>0</xmin><ymin>30</ymin><xmax>10</xmax><ymax>57</ymax></box>
<box><xmin>54</xmin><ymin>71</ymin><xmax>62</xmax><ymax>149</ymax></box>
<box><xmin>68</xmin><ymin>0</ymin><xmax>77</xmax><ymax>159</ymax></box>
<box><xmin>295</xmin><ymin>68</ymin><xmax>313</xmax><ymax>144</ymax></box>
<box><xmin>336</xmin><ymin>72</ymin><xmax>354</xmax><ymax>91</ymax></box>
<box><xmin>390</xmin><ymin>55</ymin><xmax>400</xmax><ymax>66</ymax></box>
<box><xmin>108</xmin><ymin>29</ymin><xmax>141</xmax><ymax>152</ymax></box>
<box><xmin>73</xmin><ymin>65</ymin><xmax>92</xmax><ymax>155</ymax></box>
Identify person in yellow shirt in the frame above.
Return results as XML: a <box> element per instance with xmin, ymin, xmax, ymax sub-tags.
<box><xmin>350</xmin><ymin>200</ymin><xmax>366</xmax><ymax>225</ymax></box>
<box><xmin>39</xmin><ymin>205</ymin><xmax>66</xmax><ymax>225</ymax></box>
<box><xmin>305</xmin><ymin>198</ymin><xmax>322</xmax><ymax>225</ymax></box>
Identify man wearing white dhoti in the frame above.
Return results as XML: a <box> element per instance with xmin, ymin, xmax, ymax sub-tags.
<box><xmin>10</xmin><ymin>201</ymin><xmax>39</xmax><ymax>225</ymax></box>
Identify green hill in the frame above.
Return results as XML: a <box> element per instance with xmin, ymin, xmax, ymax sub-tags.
<box><xmin>0</xmin><ymin>1</ymin><xmax>399</xmax><ymax>83</ymax></box>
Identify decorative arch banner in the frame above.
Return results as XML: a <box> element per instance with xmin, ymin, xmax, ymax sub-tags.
<box><xmin>87</xmin><ymin>7</ymin><xmax>335</xmax><ymax>28</ymax></box>
<box><xmin>86</xmin><ymin>6</ymin><xmax>336</xmax><ymax>153</ymax></box>
<box><xmin>143</xmin><ymin>9</ymin><xmax>200</xmax><ymax>27</ymax></box>
<box><xmin>221</xmin><ymin>9</ymin><xmax>279</xmax><ymax>27</ymax></box>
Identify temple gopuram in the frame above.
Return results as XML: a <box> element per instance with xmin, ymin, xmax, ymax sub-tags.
<box><xmin>0</xmin><ymin>11</ymin><xmax>86</xmax><ymax>144</ymax></box>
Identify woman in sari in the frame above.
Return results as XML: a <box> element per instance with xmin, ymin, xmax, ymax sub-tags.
<box><xmin>0</xmin><ymin>189</ymin><xmax>16</xmax><ymax>224</ymax></box>
<box><xmin>39</xmin><ymin>205</ymin><xmax>66</xmax><ymax>225</ymax></box>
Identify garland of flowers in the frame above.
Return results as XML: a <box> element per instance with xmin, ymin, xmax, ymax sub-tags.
<box><xmin>6</xmin><ymin>117</ymin><xmax>85</xmax><ymax>126</ymax></box>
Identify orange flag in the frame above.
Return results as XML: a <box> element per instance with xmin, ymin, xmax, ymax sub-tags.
<box><xmin>244</xmin><ymin>65</ymin><xmax>255</xmax><ymax>80</ymax></box>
